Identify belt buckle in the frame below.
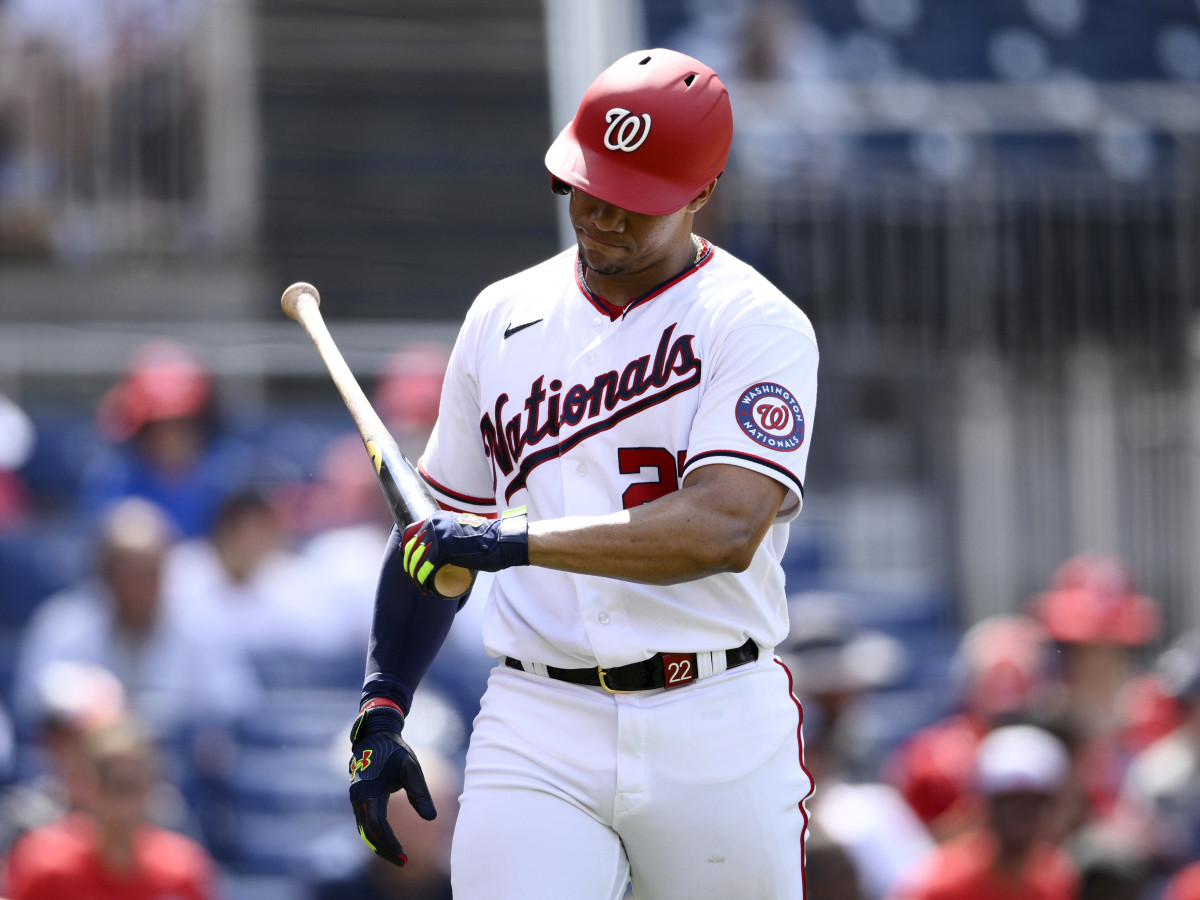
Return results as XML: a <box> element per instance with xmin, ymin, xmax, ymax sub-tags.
<box><xmin>597</xmin><ymin>666</ymin><xmax>638</xmax><ymax>694</ymax></box>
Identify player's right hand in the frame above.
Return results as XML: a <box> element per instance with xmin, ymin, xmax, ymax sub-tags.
<box><xmin>402</xmin><ymin>508</ymin><xmax>529</xmax><ymax>592</ymax></box>
<box><xmin>348</xmin><ymin>701</ymin><xmax>437</xmax><ymax>868</ymax></box>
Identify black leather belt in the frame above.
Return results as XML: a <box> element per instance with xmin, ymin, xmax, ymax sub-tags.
<box><xmin>504</xmin><ymin>638</ymin><xmax>758</xmax><ymax>693</ymax></box>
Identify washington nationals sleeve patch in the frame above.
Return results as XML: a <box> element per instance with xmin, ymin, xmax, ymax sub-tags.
<box><xmin>735</xmin><ymin>382</ymin><xmax>805</xmax><ymax>451</ymax></box>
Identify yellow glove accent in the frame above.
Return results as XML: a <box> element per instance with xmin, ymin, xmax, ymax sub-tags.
<box><xmin>358</xmin><ymin>823</ymin><xmax>377</xmax><ymax>852</ymax></box>
<box><xmin>406</xmin><ymin>542</ymin><xmax>427</xmax><ymax>579</ymax></box>
<box><xmin>417</xmin><ymin>560</ymin><xmax>435</xmax><ymax>585</ymax></box>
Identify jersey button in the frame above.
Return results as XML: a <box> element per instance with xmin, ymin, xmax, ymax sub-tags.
<box><xmin>585</xmin><ymin>352</ymin><xmax>596</xmax><ymax>364</ymax></box>
<box><xmin>591</xmin><ymin>318</ymin><xmax>603</xmax><ymax>332</ymax></box>
<box><xmin>598</xmin><ymin>613</ymin><xmax>610</xmax><ymax>625</ymax></box>
<box><xmin>576</xmin><ymin>463</ymin><xmax>588</xmax><ymax>477</ymax></box>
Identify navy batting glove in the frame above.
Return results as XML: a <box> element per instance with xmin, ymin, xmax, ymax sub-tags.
<box><xmin>348</xmin><ymin>702</ymin><xmax>436</xmax><ymax>868</ymax></box>
<box><xmin>402</xmin><ymin>507</ymin><xmax>529</xmax><ymax>592</ymax></box>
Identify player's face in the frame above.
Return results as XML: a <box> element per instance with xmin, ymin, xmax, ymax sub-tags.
<box><xmin>569</xmin><ymin>185</ymin><xmax>714</xmax><ymax>299</ymax></box>
<box><xmin>570</xmin><ymin>189</ymin><xmax>687</xmax><ymax>274</ymax></box>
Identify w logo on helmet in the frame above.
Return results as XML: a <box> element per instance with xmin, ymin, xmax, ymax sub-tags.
<box><xmin>604</xmin><ymin>108</ymin><xmax>652</xmax><ymax>152</ymax></box>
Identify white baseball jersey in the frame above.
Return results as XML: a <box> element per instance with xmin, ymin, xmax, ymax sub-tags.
<box><xmin>419</xmin><ymin>239</ymin><xmax>818</xmax><ymax>670</ymax></box>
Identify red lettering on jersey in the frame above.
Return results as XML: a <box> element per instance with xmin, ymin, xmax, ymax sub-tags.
<box><xmin>619</xmin><ymin>447</ymin><xmax>680</xmax><ymax>509</ymax></box>
<box><xmin>479</xmin><ymin>324</ymin><xmax>702</xmax><ymax>491</ymax></box>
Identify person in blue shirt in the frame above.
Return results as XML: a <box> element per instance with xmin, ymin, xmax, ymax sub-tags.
<box><xmin>79</xmin><ymin>340</ymin><xmax>251</xmax><ymax>539</ymax></box>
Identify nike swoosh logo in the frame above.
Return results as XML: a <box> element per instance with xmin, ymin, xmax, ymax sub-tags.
<box><xmin>504</xmin><ymin>319</ymin><xmax>543</xmax><ymax>339</ymax></box>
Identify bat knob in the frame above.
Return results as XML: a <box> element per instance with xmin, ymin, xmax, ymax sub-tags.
<box><xmin>281</xmin><ymin>282</ymin><xmax>321</xmax><ymax>319</ymax></box>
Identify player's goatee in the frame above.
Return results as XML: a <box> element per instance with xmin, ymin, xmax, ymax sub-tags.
<box><xmin>581</xmin><ymin>256</ymin><xmax>627</xmax><ymax>278</ymax></box>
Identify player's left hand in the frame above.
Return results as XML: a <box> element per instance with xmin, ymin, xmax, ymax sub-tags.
<box><xmin>348</xmin><ymin>704</ymin><xmax>434</xmax><ymax>868</ymax></box>
<box><xmin>402</xmin><ymin>508</ymin><xmax>529</xmax><ymax>592</ymax></box>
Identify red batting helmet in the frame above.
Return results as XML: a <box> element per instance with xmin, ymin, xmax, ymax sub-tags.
<box><xmin>545</xmin><ymin>48</ymin><xmax>734</xmax><ymax>216</ymax></box>
<box><xmin>1029</xmin><ymin>554</ymin><xmax>1161</xmax><ymax>646</ymax></box>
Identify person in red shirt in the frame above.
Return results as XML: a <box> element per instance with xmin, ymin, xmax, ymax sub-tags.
<box><xmin>884</xmin><ymin>614</ymin><xmax>1056</xmax><ymax>840</ymax></box>
<box><xmin>1</xmin><ymin>714</ymin><xmax>218</xmax><ymax>900</ymax></box>
<box><xmin>1027</xmin><ymin>553</ymin><xmax>1165</xmax><ymax>828</ymax></box>
<box><xmin>889</xmin><ymin>556</ymin><xmax>1170</xmax><ymax>845</ymax></box>
<box><xmin>889</xmin><ymin>724</ymin><xmax>1078</xmax><ymax>900</ymax></box>
<box><xmin>1164</xmin><ymin>862</ymin><xmax>1200</xmax><ymax>900</ymax></box>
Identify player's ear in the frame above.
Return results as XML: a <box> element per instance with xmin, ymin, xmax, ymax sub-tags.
<box><xmin>685</xmin><ymin>178</ymin><xmax>719</xmax><ymax>214</ymax></box>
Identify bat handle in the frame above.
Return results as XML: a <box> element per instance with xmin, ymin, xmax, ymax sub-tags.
<box><xmin>433</xmin><ymin>564</ymin><xmax>475</xmax><ymax>600</ymax></box>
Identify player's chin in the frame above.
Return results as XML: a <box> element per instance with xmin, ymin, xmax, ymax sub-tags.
<box><xmin>578</xmin><ymin>245</ymin><xmax>628</xmax><ymax>277</ymax></box>
<box><xmin>585</xmin><ymin>260</ymin><xmax>629</xmax><ymax>278</ymax></box>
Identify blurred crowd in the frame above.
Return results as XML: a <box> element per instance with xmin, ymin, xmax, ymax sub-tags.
<box><xmin>1</xmin><ymin>0</ymin><xmax>1199</xmax><ymax>898</ymax></box>
<box><xmin>788</xmin><ymin>563</ymin><xmax>1200</xmax><ymax>900</ymax></box>
<box><xmin>0</xmin><ymin>336</ymin><xmax>485</xmax><ymax>900</ymax></box>
<box><xmin>0</xmin><ymin>339</ymin><xmax>1196</xmax><ymax>900</ymax></box>
<box><xmin>0</xmin><ymin>0</ymin><xmax>207</xmax><ymax>261</ymax></box>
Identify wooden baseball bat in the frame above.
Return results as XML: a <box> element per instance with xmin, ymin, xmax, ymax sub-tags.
<box><xmin>281</xmin><ymin>282</ymin><xmax>475</xmax><ymax>600</ymax></box>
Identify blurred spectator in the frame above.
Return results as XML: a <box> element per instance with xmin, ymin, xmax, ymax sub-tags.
<box><xmin>1</xmin><ymin>713</ymin><xmax>218</xmax><ymax>900</ymax></box>
<box><xmin>670</xmin><ymin>0</ymin><xmax>847</xmax><ymax>196</ymax></box>
<box><xmin>0</xmin><ymin>0</ymin><xmax>204</xmax><ymax>259</ymax></box>
<box><xmin>165</xmin><ymin>486</ymin><xmax>328</xmax><ymax>658</ymax></box>
<box><xmin>79</xmin><ymin>340</ymin><xmax>252</xmax><ymax>538</ymax></box>
<box><xmin>1114</xmin><ymin>669</ymin><xmax>1184</xmax><ymax>762</ymax></box>
<box><xmin>805</xmin><ymin>831</ymin><xmax>864</xmax><ymax>900</ymax></box>
<box><xmin>1164</xmin><ymin>862</ymin><xmax>1200</xmax><ymax>900</ymax></box>
<box><xmin>157</xmin><ymin>486</ymin><xmax>334</xmax><ymax>866</ymax></box>
<box><xmin>103</xmin><ymin>0</ymin><xmax>204</xmax><ymax>206</ymax></box>
<box><xmin>1028</xmin><ymin>554</ymin><xmax>1163</xmax><ymax>828</ymax></box>
<box><xmin>783</xmin><ymin>593</ymin><xmax>909</xmax><ymax>779</ymax></box>
<box><xmin>0</xmin><ymin>703</ymin><xmax>12</xmax><ymax>785</ymax></box>
<box><xmin>0</xmin><ymin>0</ymin><xmax>82</xmax><ymax>257</ymax></box>
<box><xmin>888</xmin><ymin>724</ymin><xmax>1078</xmax><ymax>900</ymax></box>
<box><xmin>374</xmin><ymin>342</ymin><xmax>452</xmax><ymax>462</ymax></box>
<box><xmin>0</xmin><ymin>662</ymin><xmax>126</xmax><ymax>857</ymax></box>
<box><xmin>309</xmin><ymin>742</ymin><xmax>458</xmax><ymax>900</ymax></box>
<box><xmin>298</xmin><ymin>433</ymin><xmax>394</xmax><ymax>656</ymax></box>
<box><xmin>780</xmin><ymin>593</ymin><xmax>932</xmax><ymax>900</ymax></box>
<box><xmin>302</xmin><ymin>432</ymin><xmax>393</xmax><ymax>537</ymax></box>
<box><xmin>13</xmin><ymin>496</ymin><xmax>259</xmax><ymax>738</ymax></box>
<box><xmin>884</xmin><ymin>614</ymin><xmax>1056</xmax><ymax>840</ymax></box>
<box><xmin>1069</xmin><ymin>825</ymin><xmax>1149</xmax><ymax>900</ymax></box>
<box><xmin>0</xmin><ymin>392</ymin><xmax>35</xmax><ymax>529</ymax></box>
<box><xmin>1116</xmin><ymin>628</ymin><xmax>1200</xmax><ymax>874</ymax></box>
<box><xmin>668</xmin><ymin>0</ymin><xmax>835</xmax><ymax>93</ymax></box>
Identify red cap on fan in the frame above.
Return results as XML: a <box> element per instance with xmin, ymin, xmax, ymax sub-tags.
<box><xmin>545</xmin><ymin>49</ymin><xmax>734</xmax><ymax>216</ymax></box>
<box><xmin>97</xmin><ymin>340</ymin><xmax>213</xmax><ymax>442</ymax></box>
<box><xmin>954</xmin><ymin>615</ymin><xmax>1052</xmax><ymax>719</ymax></box>
<box><xmin>1030</xmin><ymin>554</ymin><xmax>1161</xmax><ymax>646</ymax></box>
<box><xmin>374</xmin><ymin>342</ymin><xmax>451</xmax><ymax>434</ymax></box>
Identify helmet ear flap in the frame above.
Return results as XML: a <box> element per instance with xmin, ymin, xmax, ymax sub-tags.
<box><xmin>551</xmin><ymin>177</ymin><xmax>572</xmax><ymax>196</ymax></box>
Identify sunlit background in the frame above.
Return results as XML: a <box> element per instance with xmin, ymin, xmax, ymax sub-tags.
<box><xmin>1</xmin><ymin>1</ymin><xmax>1199</xmax><ymax>898</ymax></box>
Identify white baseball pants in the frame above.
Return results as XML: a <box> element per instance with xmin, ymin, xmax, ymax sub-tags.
<box><xmin>450</xmin><ymin>654</ymin><xmax>812</xmax><ymax>900</ymax></box>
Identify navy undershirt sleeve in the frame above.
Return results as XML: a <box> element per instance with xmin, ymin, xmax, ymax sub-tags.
<box><xmin>360</xmin><ymin>524</ymin><xmax>465</xmax><ymax>714</ymax></box>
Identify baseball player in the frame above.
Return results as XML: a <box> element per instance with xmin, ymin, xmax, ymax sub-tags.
<box><xmin>347</xmin><ymin>48</ymin><xmax>819</xmax><ymax>900</ymax></box>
